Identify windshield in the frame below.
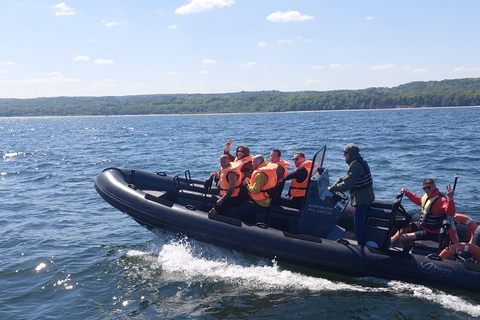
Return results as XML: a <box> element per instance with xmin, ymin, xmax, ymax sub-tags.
<box><xmin>310</xmin><ymin>145</ymin><xmax>326</xmax><ymax>181</ymax></box>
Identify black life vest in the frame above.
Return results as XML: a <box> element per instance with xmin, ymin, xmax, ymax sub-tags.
<box><xmin>350</xmin><ymin>157</ymin><xmax>373</xmax><ymax>191</ymax></box>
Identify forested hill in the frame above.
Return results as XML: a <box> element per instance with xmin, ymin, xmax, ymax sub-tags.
<box><xmin>1</xmin><ymin>77</ymin><xmax>480</xmax><ymax>117</ymax></box>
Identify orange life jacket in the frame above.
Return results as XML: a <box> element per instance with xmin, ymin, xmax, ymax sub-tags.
<box><xmin>275</xmin><ymin>159</ymin><xmax>291</xmax><ymax>182</ymax></box>
<box><xmin>234</xmin><ymin>154</ymin><xmax>253</xmax><ymax>179</ymax></box>
<box><xmin>219</xmin><ymin>163</ymin><xmax>242</xmax><ymax>197</ymax></box>
<box><xmin>289</xmin><ymin>160</ymin><xmax>312</xmax><ymax>197</ymax></box>
<box><xmin>249</xmin><ymin>162</ymin><xmax>278</xmax><ymax>201</ymax></box>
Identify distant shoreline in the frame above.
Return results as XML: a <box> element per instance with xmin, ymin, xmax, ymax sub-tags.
<box><xmin>1</xmin><ymin>105</ymin><xmax>479</xmax><ymax>120</ymax></box>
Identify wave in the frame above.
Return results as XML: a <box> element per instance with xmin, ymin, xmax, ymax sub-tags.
<box><xmin>124</xmin><ymin>230</ymin><xmax>480</xmax><ymax>318</ymax></box>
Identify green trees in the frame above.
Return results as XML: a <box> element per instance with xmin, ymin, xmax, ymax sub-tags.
<box><xmin>1</xmin><ymin>78</ymin><xmax>479</xmax><ymax>117</ymax></box>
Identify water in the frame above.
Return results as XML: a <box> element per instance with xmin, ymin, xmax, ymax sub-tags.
<box><xmin>1</xmin><ymin>108</ymin><xmax>480</xmax><ymax>319</ymax></box>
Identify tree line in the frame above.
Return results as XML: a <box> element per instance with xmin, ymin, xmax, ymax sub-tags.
<box><xmin>1</xmin><ymin>77</ymin><xmax>480</xmax><ymax>117</ymax></box>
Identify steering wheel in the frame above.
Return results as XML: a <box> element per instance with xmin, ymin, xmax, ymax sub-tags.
<box><xmin>331</xmin><ymin>190</ymin><xmax>348</xmax><ymax>202</ymax></box>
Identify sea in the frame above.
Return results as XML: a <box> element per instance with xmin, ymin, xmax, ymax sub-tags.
<box><xmin>1</xmin><ymin>107</ymin><xmax>480</xmax><ymax>319</ymax></box>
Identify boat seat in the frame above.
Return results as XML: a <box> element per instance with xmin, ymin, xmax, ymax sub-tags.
<box><xmin>365</xmin><ymin>207</ymin><xmax>393</xmax><ymax>249</ymax></box>
<box><xmin>177</xmin><ymin>189</ymin><xmax>218</xmax><ymax>210</ymax></box>
<box><xmin>267</xmin><ymin>205</ymin><xmax>300</xmax><ymax>233</ymax></box>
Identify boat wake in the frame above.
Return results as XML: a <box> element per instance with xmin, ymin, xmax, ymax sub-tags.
<box><xmin>125</xmin><ymin>230</ymin><xmax>480</xmax><ymax>317</ymax></box>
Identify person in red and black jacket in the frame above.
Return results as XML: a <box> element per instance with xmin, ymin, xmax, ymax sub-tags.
<box><xmin>390</xmin><ymin>178</ymin><xmax>455</xmax><ymax>249</ymax></box>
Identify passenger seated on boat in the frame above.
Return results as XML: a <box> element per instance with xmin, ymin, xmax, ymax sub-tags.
<box><xmin>284</xmin><ymin>152</ymin><xmax>312</xmax><ymax>209</ymax></box>
<box><xmin>237</xmin><ymin>155</ymin><xmax>278</xmax><ymax>224</ymax></box>
<box><xmin>390</xmin><ymin>179</ymin><xmax>455</xmax><ymax>252</ymax></box>
<box><xmin>223</xmin><ymin>139</ymin><xmax>254</xmax><ymax>179</ymax></box>
<box><xmin>268</xmin><ymin>148</ymin><xmax>290</xmax><ymax>203</ymax></box>
<box><xmin>224</xmin><ymin>139</ymin><xmax>254</xmax><ymax>200</ymax></box>
<box><xmin>209</xmin><ymin>155</ymin><xmax>244</xmax><ymax>214</ymax></box>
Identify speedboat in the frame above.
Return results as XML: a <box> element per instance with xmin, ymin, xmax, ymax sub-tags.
<box><xmin>94</xmin><ymin>146</ymin><xmax>480</xmax><ymax>292</ymax></box>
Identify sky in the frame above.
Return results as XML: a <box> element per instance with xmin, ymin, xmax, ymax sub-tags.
<box><xmin>0</xmin><ymin>0</ymin><xmax>479</xmax><ymax>99</ymax></box>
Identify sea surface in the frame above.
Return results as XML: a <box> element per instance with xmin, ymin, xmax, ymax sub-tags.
<box><xmin>1</xmin><ymin>107</ymin><xmax>480</xmax><ymax>319</ymax></box>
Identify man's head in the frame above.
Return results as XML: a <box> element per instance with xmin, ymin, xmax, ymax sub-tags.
<box><xmin>270</xmin><ymin>149</ymin><xmax>281</xmax><ymax>163</ymax></box>
<box><xmin>219</xmin><ymin>154</ymin><xmax>231</xmax><ymax>169</ymax></box>
<box><xmin>422</xmin><ymin>178</ymin><xmax>436</xmax><ymax>195</ymax></box>
<box><xmin>292</xmin><ymin>152</ymin><xmax>305</xmax><ymax>168</ymax></box>
<box><xmin>236</xmin><ymin>145</ymin><xmax>250</xmax><ymax>159</ymax></box>
<box><xmin>252</xmin><ymin>155</ymin><xmax>265</xmax><ymax>169</ymax></box>
<box><xmin>342</xmin><ymin>143</ymin><xmax>360</xmax><ymax>162</ymax></box>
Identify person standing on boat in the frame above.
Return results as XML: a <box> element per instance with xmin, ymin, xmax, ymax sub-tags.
<box><xmin>328</xmin><ymin>143</ymin><xmax>375</xmax><ymax>246</ymax></box>
<box><xmin>284</xmin><ymin>152</ymin><xmax>312</xmax><ymax>209</ymax></box>
<box><xmin>269</xmin><ymin>148</ymin><xmax>291</xmax><ymax>203</ymax></box>
<box><xmin>239</xmin><ymin>155</ymin><xmax>278</xmax><ymax>223</ymax></box>
<box><xmin>224</xmin><ymin>139</ymin><xmax>254</xmax><ymax>179</ymax></box>
<box><xmin>390</xmin><ymin>179</ymin><xmax>455</xmax><ymax>250</ymax></box>
<box><xmin>209</xmin><ymin>155</ymin><xmax>243</xmax><ymax>215</ymax></box>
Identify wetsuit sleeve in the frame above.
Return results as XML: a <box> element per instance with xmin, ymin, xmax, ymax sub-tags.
<box><xmin>284</xmin><ymin>167</ymin><xmax>307</xmax><ymax>182</ymax></box>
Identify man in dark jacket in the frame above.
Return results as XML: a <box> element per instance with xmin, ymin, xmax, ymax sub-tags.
<box><xmin>328</xmin><ymin>143</ymin><xmax>375</xmax><ymax>245</ymax></box>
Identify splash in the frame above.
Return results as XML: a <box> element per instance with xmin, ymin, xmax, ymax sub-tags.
<box><xmin>125</xmin><ymin>232</ymin><xmax>480</xmax><ymax>317</ymax></box>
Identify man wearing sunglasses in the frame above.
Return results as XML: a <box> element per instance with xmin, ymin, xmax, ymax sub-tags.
<box><xmin>390</xmin><ymin>179</ymin><xmax>455</xmax><ymax>251</ymax></box>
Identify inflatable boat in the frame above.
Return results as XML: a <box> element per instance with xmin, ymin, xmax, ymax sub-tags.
<box><xmin>94</xmin><ymin>146</ymin><xmax>480</xmax><ymax>292</ymax></box>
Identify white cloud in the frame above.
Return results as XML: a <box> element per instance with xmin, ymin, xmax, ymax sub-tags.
<box><xmin>53</xmin><ymin>2</ymin><xmax>75</xmax><ymax>16</ymax></box>
<box><xmin>132</xmin><ymin>83</ymin><xmax>147</xmax><ymax>87</ymax></box>
<box><xmin>413</xmin><ymin>68</ymin><xmax>428</xmax><ymax>73</ymax></box>
<box><xmin>176</xmin><ymin>0</ymin><xmax>234</xmax><ymax>15</ymax></box>
<box><xmin>277</xmin><ymin>39</ymin><xmax>295</xmax><ymax>44</ymax></box>
<box><xmin>90</xmin><ymin>38</ymin><xmax>97</xmax><ymax>42</ymax></box>
<box><xmin>369</xmin><ymin>63</ymin><xmax>396</xmax><ymax>70</ymax></box>
<box><xmin>73</xmin><ymin>56</ymin><xmax>90</xmax><ymax>61</ymax></box>
<box><xmin>94</xmin><ymin>59</ymin><xmax>115</xmax><ymax>65</ymax></box>
<box><xmin>47</xmin><ymin>72</ymin><xmax>62</xmax><ymax>77</ymax></box>
<box><xmin>241</xmin><ymin>62</ymin><xmax>256</xmax><ymax>68</ymax></box>
<box><xmin>198</xmin><ymin>71</ymin><xmax>209</xmax><ymax>74</ymax></box>
<box><xmin>167</xmin><ymin>71</ymin><xmax>180</xmax><ymax>75</ymax></box>
<box><xmin>102</xmin><ymin>20</ymin><xmax>124</xmax><ymax>27</ymax></box>
<box><xmin>365</xmin><ymin>16</ymin><xmax>374</xmax><ymax>21</ymax></box>
<box><xmin>167</xmin><ymin>25</ymin><xmax>178</xmax><ymax>29</ymax></box>
<box><xmin>313</xmin><ymin>65</ymin><xmax>324</xmax><ymax>70</ymax></box>
<box><xmin>305</xmin><ymin>79</ymin><xmax>322</xmax><ymax>84</ymax></box>
<box><xmin>202</xmin><ymin>59</ymin><xmax>217</xmax><ymax>64</ymax></box>
<box><xmin>454</xmin><ymin>66</ymin><xmax>480</xmax><ymax>72</ymax></box>
<box><xmin>0</xmin><ymin>61</ymin><xmax>16</xmax><ymax>66</ymax></box>
<box><xmin>257</xmin><ymin>41</ymin><xmax>267</xmax><ymax>48</ymax></box>
<box><xmin>266</xmin><ymin>10</ymin><xmax>314</xmax><ymax>22</ymax></box>
<box><xmin>329</xmin><ymin>63</ymin><xmax>353</xmax><ymax>69</ymax></box>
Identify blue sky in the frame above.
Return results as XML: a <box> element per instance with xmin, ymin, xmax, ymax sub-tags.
<box><xmin>1</xmin><ymin>0</ymin><xmax>479</xmax><ymax>99</ymax></box>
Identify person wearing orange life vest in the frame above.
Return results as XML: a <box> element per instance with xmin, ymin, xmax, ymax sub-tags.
<box><xmin>238</xmin><ymin>155</ymin><xmax>278</xmax><ymax>223</ymax></box>
<box><xmin>209</xmin><ymin>155</ymin><xmax>244</xmax><ymax>215</ymax></box>
<box><xmin>223</xmin><ymin>139</ymin><xmax>253</xmax><ymax>179</ymax></box>
<box><xmin>390</xmin><ymin>178</ymin><xmax>455</xmax><ymax>251</ymax></box>
<box><xmin>269</xmin><ymin>148</ymin><xmax>291</xmax><ymax>203</ymax></box>
<box><xmin>224</xmin><ymin>139</ymin><xmax>254</xmax><ymax>200</ymax></box>
<box><xmin>284</xmin><ymin>152</ymin><xmax>312</xmax><ymax>209</ymax></box>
